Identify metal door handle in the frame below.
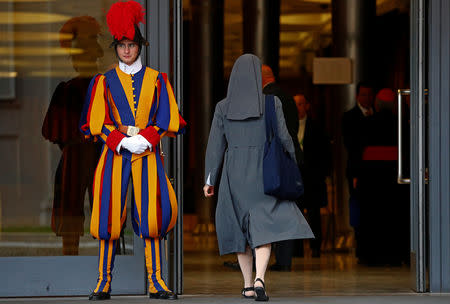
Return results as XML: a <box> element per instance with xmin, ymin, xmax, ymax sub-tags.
<box><xmin>397</xmin><ymin>89</ymin><xmax>411</xmax><ymax>184</ymax></box>
<box><xmin>397</xmin><ymin>89</ymin><xmax>429</xmax><ymax>184</ymax></box>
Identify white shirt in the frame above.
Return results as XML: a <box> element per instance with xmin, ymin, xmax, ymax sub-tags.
<box><xmin>116</xmin><ymin>56</ymin><xmax>152</xmax><ymax>153</ymax></box>
<box><xmin>357</xmin><ymin>102</ymin><xmax>373</xmax><ymax>117</ymax></box>
<box><xmin>297</xmin><ymin>116</ymin><xmax>307</xmax><ymax>150</ymax></box>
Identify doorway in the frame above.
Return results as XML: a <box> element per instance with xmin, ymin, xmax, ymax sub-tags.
<box><xmin>174</xmin><ymin>0</ymin><xmax>445</xmax><ymax>296</ymax></box>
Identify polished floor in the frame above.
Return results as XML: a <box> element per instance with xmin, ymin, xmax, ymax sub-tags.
<box><xmin>184</xmin><ymin>252</ymin><xmax>413</xmax><ymax>296</ymax></box>
<box><xmin>1</xmin><ymin>234</ymin><xmax>449</xmax><ymax>303</ymax></box>
<box><xmin>182</xmin><ymin>232</ymin><xmax>414</xmax><ymax>297</ymax></box>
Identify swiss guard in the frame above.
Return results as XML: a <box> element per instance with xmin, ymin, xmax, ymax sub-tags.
<box><xmin>79</xmin><ymin>0</ymin><xmax>186</xmax><ymax>300</ymax></box>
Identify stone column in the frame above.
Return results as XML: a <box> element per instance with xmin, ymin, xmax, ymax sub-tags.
<box><xmin>189</xmin><ymin>0</ymin><xmax>224</xmax><ymax>233</ymax></box>
<box><xmin>330</xmin><ymin>0</ymin><xmax>376</xmax><ymax>248</ymax></box>
<box><xmin>243</xmin><ymin>0</ymin><xmax>280</xmax><ymax>77</ymax></box>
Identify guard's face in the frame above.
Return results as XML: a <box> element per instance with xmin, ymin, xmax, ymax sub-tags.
<box><xmin>116</xmin><ymin>39</ymin><xmax>139</xmax><ymax>65</ymax></box>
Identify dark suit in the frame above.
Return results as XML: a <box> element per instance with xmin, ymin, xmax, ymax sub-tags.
<box><xmin>263</xmin><ymin>82</ymin><xmax>302</xmax><ymax>164</ymax></box>
<box><xmin>263</xmin><ymin>83</ymin><xmax>301</xmax><ymax>269</ymax></box>
<box><xmin>297</xmin><ymin>118</ymin><xmax>331</xmax><ymax>255</ymax></box>
<box><xmin>357</xmin><ymin>111</ymin><xmax>410</xmax><ymax>265</ymax></box>
<box><xmin>342</xmin><ymin>105</ymin><xmax>372</xmax><ymax>259</ymax></box>
<box><xmin>342</xmin><ymin>105</ymin><xmax>370</xmax><ymax>185</ymax></box>
<box><xmin>272</xmin><ymin>116</ymin><xmax>331</xmax><ymax>267</ymax></box>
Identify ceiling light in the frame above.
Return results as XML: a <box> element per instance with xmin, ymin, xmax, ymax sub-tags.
<box><xmin>0</xmin><ymin>59</ymin><xmax>97</xmax><ymax>68</ymax></box>
<box><xmin>0</xmin><ymin>0</ymin><xmax>55</xmax><ymax>2</ymax></box>
<box><xmin>0</xmin><ymin>31</ymin><xmax>73</xmax><ymax>42</ymax></box>
<box><xmin>0</xmin><ymin>12</ymin><xmax>70</xmax><ymax>24</ymax></box>
<box><xmin>0</xmin><ymin>71</ymin><xmax>17</xmax><ymax>78</ymax></box>
<box><xmin>0</xmin><ymin>47</ymin><xmax>83</xmax><ymax>56</ymax></box>
<box><xmin>280</xmin><ymin>13</ymin><xmax>331</xmax><ymax>25</ymax></box>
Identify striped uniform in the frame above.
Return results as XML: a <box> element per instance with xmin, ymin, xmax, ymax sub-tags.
<box><xmin>79</xmin><ymin>66</ymin><xmax>186</xmax><ymax>294</ymax></box>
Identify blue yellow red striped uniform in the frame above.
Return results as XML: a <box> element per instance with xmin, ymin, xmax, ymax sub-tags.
<box><xmin>79</xmin><ymin>66</ymin><xmax>186</xmax><ymax>294</ymax></box>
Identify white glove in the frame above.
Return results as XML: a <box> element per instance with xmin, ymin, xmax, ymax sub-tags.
<box><xmin>119</xmin><ymin>135</ymin><xmax>148</xmax><ymax>154</ymax></box>
<box><xmin>136</xmin><ymin>134</ymin><xmax>153</xmax><ymax>152</ymax></box>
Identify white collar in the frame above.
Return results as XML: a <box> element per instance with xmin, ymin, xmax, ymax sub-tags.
<box><xmin>299</xmin><ymin>115</ymin><xmax>307</xmax><ymax>124</ymax></box>
<box><xmin>119</xmin><ymin>56</ymin><xmax>142</xmax><ymax>75</ymax></box>
<box><xmin>357</xmin><ymin>102</ymin><xmax>372</xmax><ymax>117</ymax></box>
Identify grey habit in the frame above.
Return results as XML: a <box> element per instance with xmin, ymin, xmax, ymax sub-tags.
<box><xmin>205</xmin><ymin>54</ymin><xmax>314</xmax><ymax>256</ymax></box>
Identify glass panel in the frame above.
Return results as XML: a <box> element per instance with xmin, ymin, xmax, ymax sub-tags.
<box><xmin>0</xmin><ymin>0</ymin><xmax>134</xmax><ymax>257</ymax></box>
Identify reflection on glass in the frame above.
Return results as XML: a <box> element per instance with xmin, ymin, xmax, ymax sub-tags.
<box><xmin>41</xmin><ymin>16</ymin><xmax>103</xmax><ymax>255</ymax></box>
<box><xmin>0</xmin><ymin>0</ymin><xmax>133</xmax><ymax>257</ymax></box>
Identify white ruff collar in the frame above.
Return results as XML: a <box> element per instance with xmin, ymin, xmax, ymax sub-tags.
<box><xmin>119</xmin><ymin>56</ymin><xmax>142</xmax><ymax>75</ymax></box>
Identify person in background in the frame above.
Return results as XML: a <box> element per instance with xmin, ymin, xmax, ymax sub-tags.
<box><xmin>204</xmin><ymin>54</ymin><xmax>313</xmax><ymax>301</ymax></box>
<box><xmin>342</xmin><ymin>82</ymin><xmax>374</xmax><ymax>260</ymax></box>
<box><xmin>42</xmin><ymin>16</ymin><xmax>103</xmax><ymax>256</ymax></box>
<box><xmin>293</xmin><ymin>94</ymin><xmax>331</xmax><ymax>258</ymax></box>
<box><xmin>261</xmin><ymin>65</ymin><xmax>304</xmax><ymax>272</ymax></box>
<box><xmin>261</xmin><ymin>65</ymin><xmax>301</xmax><ymax>164</ymax></box>
<box><xmin>358</xmin><ymin>88</ymin><xmax>409</xmax><ymax>266</ymax></box>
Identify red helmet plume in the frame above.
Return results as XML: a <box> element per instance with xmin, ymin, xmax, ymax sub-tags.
<box><xmin>106</xmin><ymin>0</ymin><xmax>145</xmax><ymax>42</ymax></box>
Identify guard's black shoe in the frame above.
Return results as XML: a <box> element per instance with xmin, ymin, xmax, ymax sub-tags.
<box><xmin>268</xmin><ymin>263</ymin><xmax>291</xmax><ymax>272</ymax></box>
<box><xmin>89</xmin><ymin>292</ymin><xmax>111</xmax><ymax>301</ymax></box>
<box><xmin>149</xmin><ymin>291</ymin><xmax>178</xmax><ymax>300</ymax></box>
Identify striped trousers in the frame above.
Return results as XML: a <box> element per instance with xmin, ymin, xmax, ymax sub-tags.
<box><xmin>93</xmin><ymin>238</ymin><xmax>170</xmax><ymax>294</ymax></box>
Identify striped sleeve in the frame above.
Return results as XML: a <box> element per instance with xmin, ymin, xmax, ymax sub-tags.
<box><xmin>79</xmin><ymin>74</ymin><xmax>125</xmax><ymax>153</ymax></box>
<box><xmin>139</xmin><ymin>73</ymin><xmax>186</xmax><ymax>145</ymax></box>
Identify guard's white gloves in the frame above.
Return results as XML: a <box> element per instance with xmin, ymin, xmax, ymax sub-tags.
<box><xmin>136</xmin><ymin>134</ymin><xmax>153</xmax><ymax>152</ymax></box>
<box><xmin>117</xmin><ymin>135</ymin><xmax>151</xmax><ymax>154</ymax></box>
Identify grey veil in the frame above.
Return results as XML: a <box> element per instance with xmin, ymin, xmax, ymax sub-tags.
<box><xmin>225</xmin><ymin>54</ymin><xmax>263</xmax><ymax>120</ymax></box>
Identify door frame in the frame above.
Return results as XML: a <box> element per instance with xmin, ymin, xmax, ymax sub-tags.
<box><xmin>410</xmin><ymin>0</ymin><xmax>450</xmax><ymax>293</ymax></box>
<box><xmin>409</xmin><ymin>0</ymin><xmax>427</xmax><ymax>293</ymax></box>
<box><xmin>146</xmin><ymin>0</ymin><xmax>184</xmax><ymax>295</ymax></box>
<box><xmin>427</xmin><ymin>0</ymin><xmax>450</xmax><ymax>293</ymax></box>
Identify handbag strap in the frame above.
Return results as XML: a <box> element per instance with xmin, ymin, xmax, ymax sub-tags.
<box><xmin>264</xmin><ymin>94</ymin><xmax>278</xmax><ymax>142</ymax></box>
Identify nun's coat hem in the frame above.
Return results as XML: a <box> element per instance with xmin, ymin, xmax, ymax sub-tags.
<box><xmin>218</xmin><ymin>233</ymin><xmax>315</xmax><ymax>256</ymax></box>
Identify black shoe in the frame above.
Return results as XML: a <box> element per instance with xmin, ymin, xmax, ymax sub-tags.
<box><xmin>223</xmin><ymin>260</ymin><xmax>240</xmax><ymax>270</ymax></box>
<box><xmin>149</xmin><ymin>291</ymin><xmax>178</xmax><ymax>300</ymax></box>
<box><xmin>269</xmin><ymin>263</ymin><xmax>291</xmax><ymax>272</ymax></box>
<box><xmin>241</xmin><ymin>287</ymin><xmax>255</xmax><ymax>299</ymax></box>
<box><xmin>89</xmin><ymin>292</ymin><xmax>110</xmax><ymax>301</ymax></box>
<box><xmin>254</xmin><ymin>278</ymin><xmax>269</xmax><ymax>302</ymax></box>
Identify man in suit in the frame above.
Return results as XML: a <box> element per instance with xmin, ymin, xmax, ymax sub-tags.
<box><xmin>261</xmin><ymin>65</ymin><xmax>302</xmax><ymax>163</ymax></box>
<box><xmin>260</xmin><ymin>65</ymin><xmax>303</xmax><ymax>272</ymax></box>
<box><xmin>269</xmin><ymin>93</ymin><xmax>330</xmax><ymax>271</ymax></box>
<box><xmin>294</xmin><ymin>94</ymin><xmax>331</xmax><ymax>258</ymax></box>
<box><xmin>342</xmin><ymin>82</ymin><xmax>375</xmax><ymax>260</ymax></box>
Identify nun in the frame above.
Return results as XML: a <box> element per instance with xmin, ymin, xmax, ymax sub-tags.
<box><xmin>203</xmin><ymin>54</ymin><xmax>313</xmax><ymax>301</ymax></box>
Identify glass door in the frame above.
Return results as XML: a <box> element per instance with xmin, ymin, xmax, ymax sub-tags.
<box><xmin>0</xmin><ymin>0</ymin><xmax>146</xmax><ymax>296</ymax></box>
<box><xmin>397</xmin><ymin>0</ymin><xmax>429</xmax><ymax>293</ymax></box>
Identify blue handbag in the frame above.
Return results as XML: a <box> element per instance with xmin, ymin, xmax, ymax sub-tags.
<box><xmin>263</xmin><ymin>95</ymin><xmax>304</xmax><ymax>200</ymax></box>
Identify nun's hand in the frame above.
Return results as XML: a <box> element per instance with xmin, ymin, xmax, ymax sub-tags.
<box><xmin>203</xmin><ymin>185</ymin><xmax>214</xmax><ymax>197</ymax></box>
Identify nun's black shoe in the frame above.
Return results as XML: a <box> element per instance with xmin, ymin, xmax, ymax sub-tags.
<box><xmin>241</xmin><ymin>287</ymin><xmax>255</xmax><ymax>299</ymax></box>
<box><xmin>254</xmin><ymin>278</ymin><xmax>269</xmax><ymax>302</ymax></box>
<box><xmin>149</xmin><ymin>291</ymin><xmax>178</xmax><ymax>300</ymax></box>
<box><xmin>89</xmin><ymin>292</ymin><xmax>110</xmax><ymax>301</ymax></box>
